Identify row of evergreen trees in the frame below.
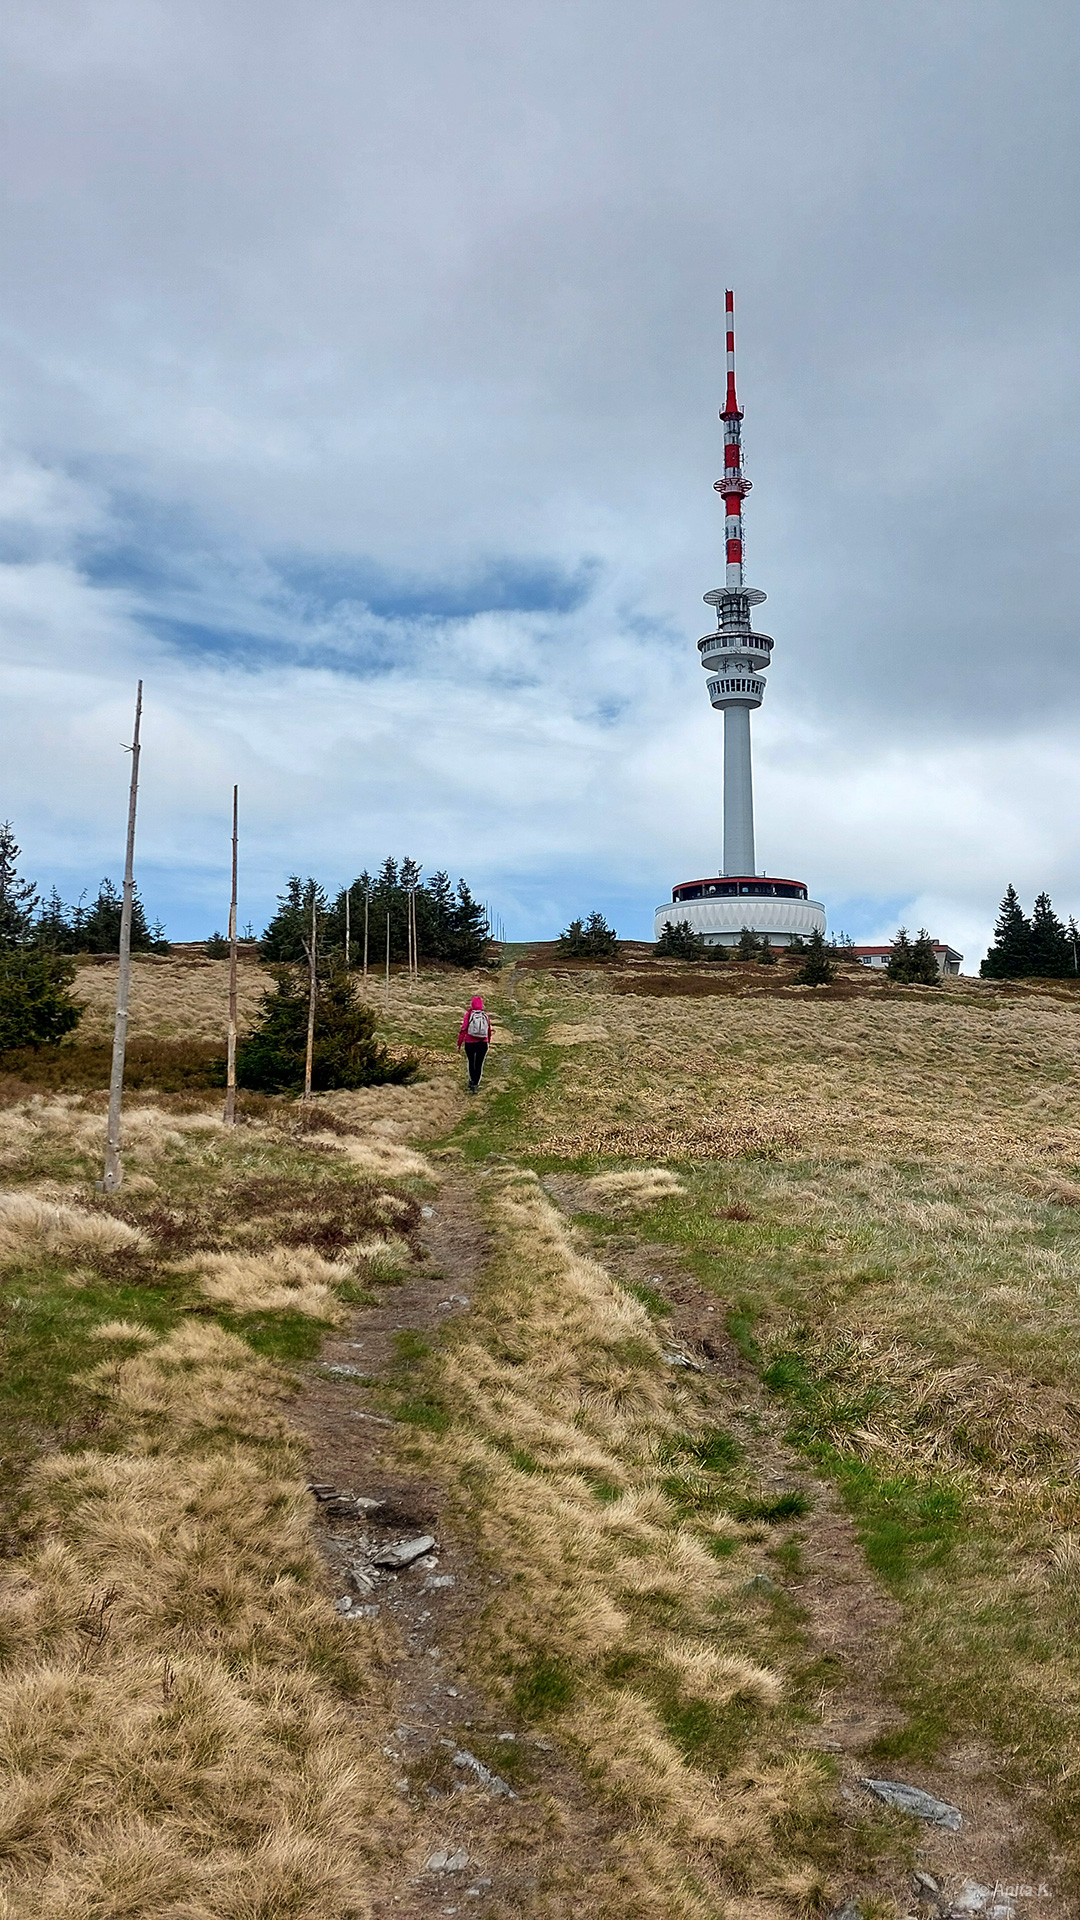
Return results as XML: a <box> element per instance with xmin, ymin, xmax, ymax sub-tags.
<box><xmin>981</xmin><ymin>886</ymin><xmax>1079</xmax><ymax>979</ymax></box>
<box><xmin>0</xmin><ymin>824</ymin><xmax>168</xmax><ymax>954</ymax></box>
<box><xmin>261</xmin><ymin>857</ymin><xmax>492</xmax><ymax>970</ymax></box>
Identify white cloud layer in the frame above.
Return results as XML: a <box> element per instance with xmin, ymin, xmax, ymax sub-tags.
<box><xmin>1</xmin><ymin>0</ymin><xmax>1078</xmax><ymax>962</ymax></box>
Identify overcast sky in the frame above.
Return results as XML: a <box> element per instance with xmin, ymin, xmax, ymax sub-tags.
<box><xmin>1</xmin><ymin>0</ymin><xmax>1078</xmax><ymax>962</ymax></box>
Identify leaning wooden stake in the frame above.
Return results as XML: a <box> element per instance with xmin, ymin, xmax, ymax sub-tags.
<box><xmin>303</xmin><ymin>891</ymin><xmax>317</xmax><ymax>1100</ymax></box>
<box><xmin>223</xmin><ymin>785</ymin><xmax>239</xmax><ymax>1126</ymax></box>
<box><xmin>101</xmin><ymin>681</ymin><xmax>143</xmax><ymax>1193</ymax></box>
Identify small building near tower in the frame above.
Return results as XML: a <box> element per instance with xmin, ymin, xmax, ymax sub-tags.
<box><xmin>656</xmin><ymin>290</ymin><xmax>827</xmax><ymax>950</ymax></box>
<box><xmin>852</xmin><ymin>943</ymin><xmax>963</xmax><ymax>977</ymax></box>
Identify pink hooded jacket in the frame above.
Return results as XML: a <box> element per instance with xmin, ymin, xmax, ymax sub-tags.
<box><xmin>457</xmin><ymin>996</ymin><xmax>491</xmax><ymax>1046</ymax></box>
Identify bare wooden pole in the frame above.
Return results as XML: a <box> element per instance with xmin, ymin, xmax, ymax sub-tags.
<box><xmin>101</xmin><ymin>681</ymin><xmax>143</xmax><ymax>1193</ymax></box>
<box><xmin>344</xmin><ymin>884</ymin><xmax>351</xmax><ymax>970</ymax></box>
<box><xmin>411</xmin><ymin>888</ymin><xmax>418</xmax><ymax>977</ymax></box>
<box><xmin>384</xmin><ymin>911</ymin><xmax>390</xmax><ymax>1011</ymax></box>
<box><xmin>223</xmin><ymin>785</ymin><xmax>239</xmax><ymax>1126</ymax></box>
<box><xmin>303</xmin><ymin>891</ymin><xmax>317</xmax><ymax>1100</ymax></box>
<box><xmin>363</xmin><ymin>890</ymin><xmax>369</xmax><ymax>980</ymax></box>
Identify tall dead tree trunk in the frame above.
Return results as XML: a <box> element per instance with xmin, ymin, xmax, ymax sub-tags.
<box><xmin>344</xmin><ymin>883</ymin><xmax>351</xmax><ymax>970</ymax></box>
<box><xmin>223</xmin><ymin>784</ymin><xmax>238</xmax><ymax>1126</ymax></box>
<box><xmin>101</xmin><ymin>681</ymin><xmax>143</xmax><ymax>1193</ymax></box>
<box><xmin>303</xmin><ymin>890</ymin><xmax>317</xmax><ymax>1100</ymax></box>
<box><xmin>384</xmin><ymin>911</ymin><xmax>390</xmax><ymax>1011</ymax></box>
<box><xmin>363</xmin><ymin>889</ymin><xmax>369</xmax><ymax>981</ymax></box>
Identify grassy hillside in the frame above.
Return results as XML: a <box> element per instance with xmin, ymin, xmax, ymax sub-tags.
<box><xmin>0</xmin><ymin>948</ymin><xmax>1076</xmax><ymax>1917</ymax></box>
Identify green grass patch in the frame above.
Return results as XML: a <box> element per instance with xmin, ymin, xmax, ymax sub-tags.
<box><xmin>579</xmin><ymin>1467</ymin><xmax>624</xmax><ymax>1503</ymax></box>
<box><xmin>688</xmin><ymin>1427</ymin><xmax>742</xmax><ymax>1473</ymax></box>
<box><xmin>621</xmin><ymin>1277</ymin><xmax>672</xmax><ymax>1318</ymax></box>
<box><xmin>834</xmin><ymin>1460</ymin><xmax>967</xmax><ymax>1585</ymax></box>
<box><xmin>0</xmin><ymin>1264</ymin><xmax>184</xmax><ymax>1438</ymax></box>
<box><xmin>735</xmin><ymin>1490</ymin><xmax>812</xmax><ymax>1523</ymax></box>
<box><xmin>218</xmin><ymin>1308</ymin><xmax>333</xmax><ymax>1363</ymax></box>
<box><xmin>394</xmin><ymin>1393</ymin><xmax>452</xmax><ymax>1433</ymax></box>
<box><xmin>512</xmin><ymin>1654</ymin><xmax>576</xmax><ymax>1718</ymax></box>
<box><xmin>657</xmin><ymin>1686</ymin><xmax>759</xmax><ymax>1773</ymax></box>
<box><xmin>391</xmin><ymin>1328</ymin><xmax>431</xmax><ymax>1366</ymax></box>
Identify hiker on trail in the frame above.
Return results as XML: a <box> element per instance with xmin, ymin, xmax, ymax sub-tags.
<box><xmin>457</xmin><ymin>994</ymin><xmax>491</xmax><ymax>1093</ymax></box>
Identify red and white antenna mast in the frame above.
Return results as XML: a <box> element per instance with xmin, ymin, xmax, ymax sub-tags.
<box><xmin>716</xmin><ymin>289</ymin><xmax>750</xmax><ymax>589</ymax></box>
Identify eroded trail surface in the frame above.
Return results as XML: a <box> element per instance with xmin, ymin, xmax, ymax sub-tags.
<box><xmin>293</xmin><ymin>1177</ymin><xmax>639</xmax><ymax>1919</ymax></box>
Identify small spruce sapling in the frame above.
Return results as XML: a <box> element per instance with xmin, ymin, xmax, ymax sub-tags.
<box><xmin>795</xmin><ymin>927</ymin><xmax>834</xmax><ymax>986</ymax></box>
<box><xmin>654</xmin><ymin>919</ymin><xmax>706</xmax><ymax>960</ymax></box>
<box><xmin>558</xmin><ymin>912</ymin><xmax>618</xmax><ymax>959</ymax></box>
<box><xmin>908</xmin><ymin>928</ymin><xmax>941</xmax><ymax>984</ymax></box>
<box><xmin>237</xmin><ymin>964</ymin><xmax>417</xmax><ymax>1092</ymax></box>
<box><xmin>886</xmin><ymin>927</ymin><xmax>914</xmax><ymax>981</ymax></box>
<box><xmin>0</xmin><ymin>950</ymin><xmax>82</xmax><ymax>1052</ymax></box>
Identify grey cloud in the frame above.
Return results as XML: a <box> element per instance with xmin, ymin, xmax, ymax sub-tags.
<box><xmin>0</xmin><ymin>0</ymin><xmax>1078</xmax><ymax>949</ymax></box>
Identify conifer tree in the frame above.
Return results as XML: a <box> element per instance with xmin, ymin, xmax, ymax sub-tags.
<box><xmin>795</xmin><ymin>927</ymin><xmax>834</xmax><ymax>986</ymax></box>
<box><xmin>981</xmin><ymin>885</ymin><xmax>1034</xmax><ymax>978</ymax></box>
<box><xmin>886</xmin><ymin>927</ymin><xmax>914</xmax><ymax>981</ymax></box>
<box><xmin>909</xmin><ymin>928</ymin><xmax>941</xmax><ymax>985</ymax></box>
<box><xmin>75</xmin><ymin>879</ymin><xmax>163</xmax><ymax>953</ymax></box>
<box><xmin>0</xmin><ymin>950</ymin><xmax>82</xmax><ymax>1052</ymax></box>
<box><xmin>0</xmin><ymin>823</ymin><xmax>39</xmax><ymax>949</ymax></box>
<box><xmin>736</xmin><ymin>926</ymin><xmax>759</xmax><ymax>961</ymax></box>
<box><xmin>655</xmin><ymin>919</ymin><xmax>706</xmax><ymax>959</ymax></box>
<box><xmin>758</xmin><ymin>936</ymin><xmax>777</xmax><ymax>965</ymax></box>
<box><xmin>309</xmin><ymin>862</ymin><xmax>491</xmax><ymax>970</ymax></box>
<box><xmin>1029</xmin><ymin>892</ymin><xmax>1072</xmax><ymax>977</ymax></box>
<box><xmin>35</xmin><ymin>887</ymin><xmax>72</xmax><ymax>951</ymax></box>
<box><xmin>260</xmin><ymin>877</ymin><xmax>327</xmax><ymax>962</ymax></box>
<box><xmin>236</xmin><ymin>964</ymin><xmax>417</xmax><ymax>1092</ymax></box>
<box><xmin>558</xmin><ymin>912</ymin><xmax>618</xmax><ymax>959</ymax></box>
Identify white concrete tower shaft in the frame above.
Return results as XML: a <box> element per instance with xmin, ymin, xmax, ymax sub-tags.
<box><xmin>697</xmin><ymin>290</ymin><xmax>772</xmax><ymax>877</ymax></box>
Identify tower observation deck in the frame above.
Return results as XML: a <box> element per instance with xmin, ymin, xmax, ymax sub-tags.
<box><xmin>656</xmin><ymin>292</ymin><xmax>826</xmax><ymax>948</ymax></box>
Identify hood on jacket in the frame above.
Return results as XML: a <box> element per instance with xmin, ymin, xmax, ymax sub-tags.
<box><xmin>468</xmin><ymin>996</ymin><xmax>484</xmax><ymax>1009</ymax></box>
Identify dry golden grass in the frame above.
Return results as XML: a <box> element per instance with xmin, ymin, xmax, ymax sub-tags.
<box><xmin>412</xmin><ymin>1171</ymin><xmax>827</xmax><ymax>1917</ymax></box>
<box><xmin>186</xmin><ymin>1246</ymin><xmax>354</xmax><ymax>1320</ymax></box>
<box><xmin>582</xmin><ymin>1169</ymin><xmax>683</xmax><ymax>1210</ymax></box>
<box><xmin>0</xmin><ymin>1054</ymin><xmax>448</xmax><ymax>1916</ymax></box>
<box><xmin>0</xmin><ymin>1192</ymin><xmax>146</xmax><ymax>1264</ymax></box>
<box><xmin>71</xmin><ymin>957</ymin><xmax>268</xmax><ymax>1043</ymax></box>
<box><xmin>508</xmin><ymin>970</ymin><xmax>1080</xmax><ymax>1173</ymax></box>
<box><xmin>0</xmin><ymin>1318</ymin><xmax>402</xmax><ymax>1918</ymax></box>
<box><xmin>0</xmin><ymin>1096</ymin><xmax>225</xmax><ymax>1181</ymax></box>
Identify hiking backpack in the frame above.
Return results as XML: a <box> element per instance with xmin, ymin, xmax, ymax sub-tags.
<box><xmin>466</xmin><ymin>1008</ymin><xmax>489</xmax><ymax>1038</ymax></box>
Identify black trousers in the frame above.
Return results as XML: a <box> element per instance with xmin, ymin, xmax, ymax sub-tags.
<box><xmin>464</xmin><ymin>1040</ymin><xmax>488</xmax><ymax>1087</ymax></box>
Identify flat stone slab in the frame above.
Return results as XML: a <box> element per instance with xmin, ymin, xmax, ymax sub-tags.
<box><xmin>370</xmin><ymin>1533</ymin><xmax>437</xmax><ymax>1569</ymax></box>
<box><xmin>860</xmin><ymin>1776</ymin><xmax>962</xmax><ymax>1830</ymax></box>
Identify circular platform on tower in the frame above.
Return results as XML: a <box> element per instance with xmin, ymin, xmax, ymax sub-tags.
<box><xmin>655</xmin><ymin>875</ymin><xmax>827</xmax><ymax>948</ymax></box>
